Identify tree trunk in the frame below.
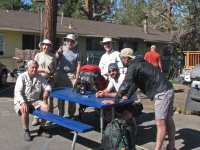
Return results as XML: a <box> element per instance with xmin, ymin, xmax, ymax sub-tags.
<box><xmin>166</xmin><ymin>0</ymin><xmax>172</xmax><ymax>34</ymax></box>
<box><xmin>43</xmin><ymin>0</ymin><xmax>57</xmax><ymax>52</ymax></box>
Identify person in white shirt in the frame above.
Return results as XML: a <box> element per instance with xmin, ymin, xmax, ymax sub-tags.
<box><xmin>14</xmin><ymin>60</ymin><xmax>52</xmax><ymax>141</ymax></box>
<box><xmin>99</xmin><ymin>37</ymin><xmax>124</xmax><ymax>80</ymax></box>
<box><xmin>96</xmin><ymin>63</ymin><xmax>143</xmax><ymax>120</ymax></box>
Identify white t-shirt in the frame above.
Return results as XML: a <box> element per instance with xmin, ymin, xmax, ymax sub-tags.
<box><xmin>108</xmin><ymin>74</ymin><xmax>142</xmax><ymax>104</ymax></box>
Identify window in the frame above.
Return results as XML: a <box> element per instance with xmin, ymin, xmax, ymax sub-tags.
<box><xmin>86</xmin><ymin>38</ymin><xmax>104</xmax><ymax>51</ymax></box>
<box><xmin>118</xmin><ymin>40</ymin><xmax>138</xmax><ymax>52</ymax></box>
<box><xmin>0</xmin><ymin>35</ymin><xmax>4</xmax><ymax>55</ymax></box>
<box><xmin>22</xmin><ymin>34</ymin><xmax>40</xmax><ymax>50</ymax></box>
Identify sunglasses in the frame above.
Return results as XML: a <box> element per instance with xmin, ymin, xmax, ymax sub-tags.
<box><xmin>108</xmin><ymin>69</ymin><xmax>116</xmax><ymax>73</ymax></box>
<box><xmin>66</xmin><ymin>39</ymin><xmax>75</xmax><ymax>43</ymax></box>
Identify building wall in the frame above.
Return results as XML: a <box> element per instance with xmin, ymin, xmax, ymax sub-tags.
<box><xmin>1</xmin><ymin>29</ymin><xmax>166</xmax><ymax>71</ymax></box>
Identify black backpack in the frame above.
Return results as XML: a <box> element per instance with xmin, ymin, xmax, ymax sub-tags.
<box><xmin>103</xmin><ymin>119</ymin><xmax>135</xmax><ymax>150</ymax></box>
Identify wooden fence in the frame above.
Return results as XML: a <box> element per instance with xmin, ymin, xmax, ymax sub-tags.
<box><xmin>14</xmin><ymin>48</ymin><xmax>39</xmax><ymax>67</ymax></box>
<box><xmin>183</xmin><ymin>51</ymin><xmax>200</xmax><ymax>68</ymax></box>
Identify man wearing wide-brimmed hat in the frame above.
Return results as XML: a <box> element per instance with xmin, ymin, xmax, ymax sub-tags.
<box><xmin>31</xmin><ymin>39</ymin><xmax>57</xmax><ymax>126</ymax></box>
<box><xmin>99</xmin><ymin>37</ymin><xmax>124</xmax><ymax>80</ymax></box>
<box><xmin>56</xmin><ymin>34</ymin><xmax>81</xmax><ymax>118</ymax></box>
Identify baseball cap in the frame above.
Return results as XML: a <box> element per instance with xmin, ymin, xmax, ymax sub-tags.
<box><xmin>120</xmin><ymin>48</ymin><xmax>136</xmax><ymax>59</ymax></box>
<box><xmin>108</xmin><ymin>63</ymin><xmax>119</xmax><ymax>71</ymax></box>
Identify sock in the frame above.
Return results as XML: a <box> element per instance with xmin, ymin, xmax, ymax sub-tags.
<box><xmin>25</xmin><ymin>129</ymin><xmax>29</xmax><ymax>132</ymax></box>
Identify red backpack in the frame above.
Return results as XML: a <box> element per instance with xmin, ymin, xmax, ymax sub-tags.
<box><xmin>80</xmin><ymin>64</ymin><xmax>108</xmax><ymax>92</ymax></box>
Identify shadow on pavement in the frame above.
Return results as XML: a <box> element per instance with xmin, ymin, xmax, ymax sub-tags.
<box><xmin>0</xmin><ymin>82</ymin><xmax>15</xmax><ymax>98</ymax></box>
<box><xmin>174</xmin><ymin>128</ymin><xmax>200</xmax><ymax>150</ymax></box>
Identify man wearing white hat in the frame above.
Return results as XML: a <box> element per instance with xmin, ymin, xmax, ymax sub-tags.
<box><xmin>32</xmin><ymin>39</ymin><xmax>57</xmax><ymax>126</ymax></box>
<box><xmin>99</xmin><ymin>37</ymin><xmax>124</xmax><ymax>80</ymax></box>
<box><xmin>56</xmin><ymin>34</ymin><xmax>81</xmax><ymax>118</ymax></box>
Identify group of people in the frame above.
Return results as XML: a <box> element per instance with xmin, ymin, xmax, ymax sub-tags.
<box><xmin>13</xmin><ymin>34</ymin><xmax>176</xmax><ymax>150</ymax></box>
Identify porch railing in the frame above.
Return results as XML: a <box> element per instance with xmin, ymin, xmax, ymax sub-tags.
<box><xmin>183</xmin><ymin>51</ymin><xmax>200</xmax><ymax>68</ymax></box>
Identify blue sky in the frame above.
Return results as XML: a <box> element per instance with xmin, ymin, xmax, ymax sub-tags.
<box><xmin>24</xmin><ymin>0</ymin><xmax>31</xmax><ymax>4</ymax></box>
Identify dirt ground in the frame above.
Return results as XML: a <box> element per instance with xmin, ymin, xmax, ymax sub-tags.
<box><xmin>139</xmin><ymin>83</ymin><xmax>190</xmax><ymax>114</ymax></box>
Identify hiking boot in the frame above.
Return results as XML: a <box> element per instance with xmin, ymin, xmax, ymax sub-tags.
<box><xmin>45</xmin><ymin>121</ymin><xmax>53</xmax><ymax>126</ymax></box>
<box><xmin>31</xmin><ymin>118</ymin><xmax>39</xmax><ymax>126</ymax></box>
<box><xmin>38</xmin><ymin>131</ymin><xmax>51</xmax><ymax>138</ymax></box>
<box><xmin>24</xmin><ymin>131</ymin><xmax>31</xmax><ymax>141</ymax></box>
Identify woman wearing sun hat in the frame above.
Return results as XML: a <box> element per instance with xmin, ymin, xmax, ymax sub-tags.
<box><xmin>31</xmin><ymin>39</ymin><xmax>57</xmax><ymax>126</ymax></box>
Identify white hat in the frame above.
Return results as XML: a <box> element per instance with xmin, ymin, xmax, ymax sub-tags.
<box><xmin>100</xmin><ymin>37</ymin><xmax>115</xmax><ymax>45</ymax></box>
<box><xmin>38</xmin><ymin>39</ymin><xmax>52</xmax><ymax>48</ymax></box>
<box><xmin>63</xmin><ymin>34</ymin><xmax>77</xmax><ymax>43</ymax></box>
<box><xmin>151</xmin><ymin>45</ymin><xmax>156</xmax><ymax>49</ymax></box>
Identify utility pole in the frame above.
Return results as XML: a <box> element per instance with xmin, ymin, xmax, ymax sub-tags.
<box><xmin>43</xmin><ymin>0</ymin><xmax>58</xmax><ymax>52</ymax></box>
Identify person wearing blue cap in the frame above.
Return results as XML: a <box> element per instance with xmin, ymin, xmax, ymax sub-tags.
<box><xmin>96</xmin><ymin>63</ymin><xmax>143</xmax><ymax>120</ymax></box>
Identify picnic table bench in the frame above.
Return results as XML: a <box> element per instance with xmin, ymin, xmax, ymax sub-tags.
<box><xmin>29</xmin><ymin>109</ymin><xmax>94</xmax><ymax>150</ymax></box>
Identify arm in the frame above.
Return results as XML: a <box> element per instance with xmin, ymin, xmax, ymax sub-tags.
<box><xmin>95</xmin><ymin>82</ymin><xmax>114</xmax><ymax>98</ymax></box>
<box><xmin>55</xmin><ymin>46</ymin><xmax>63</xmax><ymax>59</ymax></box>
<box><xmin>115</xmin><ymin>65</ymin><xmax>138</xmax><ymax>103</ymax></box>
<box><xmin>116</xmin><ymin>52</ymin><xmax>124</xmax><ymax>74</ymax></box>
<box><xmin>14</xmin><ymin>75</ymin><xmax>25</xmax><ymax>105</ymax></box>
<box><xmin>158</xmin><ymin>56</ymin><xmax>162</xmax><ymax>72</ymax></box>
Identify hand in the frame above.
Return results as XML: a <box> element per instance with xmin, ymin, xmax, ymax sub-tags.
<box><xmin>121</xmin><ymin>96</ymin><xmax>128</xmax><ymax>100</ymax></box>
<box><xmin>43</xmin><ymin>91</ymin><xmax>49</xmax><ymax>100</ymax></box>
<box><xmin>45</xmin><ymin>69</ymin><xmax>51</xmax><ymax>74</ymax></box>
<box><xmin>102</xmin><ymin>100</ymin><xmax>115</xmax><ymax>104</ymax></box>
<box><xmin>20</xmin><ymin>102</ymin><xmax>28</xmax><ymax>113</ymax></box>
<box><xmin>96</xmin><ymin>91</ymin><xmax>104</xmax><ymax>97</ymax></box>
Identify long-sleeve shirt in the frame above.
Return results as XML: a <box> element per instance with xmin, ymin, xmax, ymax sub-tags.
<box><xmin>99</xmin><ymin>50</ymin><xmax>124</xmax><ymax>75</ymax></box>
<box><xmin>14</xmin><ymin>72</ymin><xmax>52</xmax><ymax>105</ymax></box>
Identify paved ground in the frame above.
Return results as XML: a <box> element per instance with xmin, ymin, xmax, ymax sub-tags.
<box><xmin>0</xmin><ymin>76</ymin><xmax>199</xmax><ymax>150</ymax></box>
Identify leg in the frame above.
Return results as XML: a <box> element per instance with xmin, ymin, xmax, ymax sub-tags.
<box><xmin>31</xmin><ymin>116</ymin><xmax>39</xmax><ymax>126</ymax></box>
<box><xmin>154</xmin><ymin>89</ymin><xmax>176</xmax><ymax>150</ymax></box>
<box><xmin>39</xmin><ymin>103</ymin><xmax>50</xmax><ymax>127</ymax></box>
<box><xmin>58</xmin><ymin>99</ymin><xmax>65</xmax><ymax>116</ymax></box>
<box><xmin>38</xmin><ymin>103</ymin><xmax>51</xmax><ymax>138</ymax></box>
<box><xmin>19</xmin><ymin>106</ymin><xmax>31</xmax><ymax>141</ymax></box>
<box><xmin>155</xmin><ymin>119</ymin><xmax>167</xmax><ymax>150</ymax></box>
<box><xmin>68</xmin><ymin>102</ymin><xmax>76</xmax><ymax>118</ymax></box>
<box><xmin>166</xmin><ymin>116</ymin><xmax>176</xmax><ymax>150</ymax></box>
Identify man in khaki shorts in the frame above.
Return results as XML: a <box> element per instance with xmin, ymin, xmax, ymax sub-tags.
<box><xmin>14</xmin><ymin>60</ymin><xmax>52</xmax><ymax>141</ymax></box>
<box><xmin>102</xmin><ymin>48</ymin><xmax>176</xmax><ymax>150</ymax></box>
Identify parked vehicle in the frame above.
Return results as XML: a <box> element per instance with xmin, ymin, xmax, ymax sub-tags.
<box><xmin>184</xmin><ymin>63</ymin><xmax>200</xmax><ymax>114</ymax></box>
<box><xmin>0</xmin><ymin>62</ymin><xmax>8</xmax><ymax>86</ymax></box>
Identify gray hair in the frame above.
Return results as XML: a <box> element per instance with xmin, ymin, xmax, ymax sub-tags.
<box><xmin>27</xmin><ymin>60</ymin><xmax>38</xmax><ymax>68</ymax></box>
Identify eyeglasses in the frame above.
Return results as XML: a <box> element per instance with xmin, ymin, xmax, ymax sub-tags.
<box><xmin>108</xmin><ymin>69</ymin><xmax>116</xmax><ymax>73</ymax></box>
<box><xmin>66</xmin><ymin>39</ymin><xmax>75</xmax><ymax>43</ymax></box>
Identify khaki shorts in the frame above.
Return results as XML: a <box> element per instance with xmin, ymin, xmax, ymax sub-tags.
<box><xmin>14</xmin><ymin>100</ymin><xmax>46</xmax><ymax>115</ymax></box>
<box><xmin>154</xmin><ymin>88</ymin><xmax>174</xmax><ymax>120</ymax></box>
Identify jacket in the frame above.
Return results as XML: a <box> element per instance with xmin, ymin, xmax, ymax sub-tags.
<box><xmin>14</xmin><ymin>72</ymin><xmax>52</xmax><ymax>105</ymax></box>
<box><xmin>115</xmin><ymin>57</ymin><xmax>173</xmax><ymax>103</ymax></box>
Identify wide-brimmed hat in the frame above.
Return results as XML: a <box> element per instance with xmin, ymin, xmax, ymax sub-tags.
<box><xmin>100</xmin><ymin>37</ymin><xmax>115</xmax><ymax>45</ymax></box>
<box><xmin>120</xmin><ymin>48</ymin><xmax>136</xmax><ymax>59</ymax></box>
<box><xmin>38</xmin><ymin>39</ymin><xmax>52</xmax><ymax>48</ymax></box>
<box><xmin>108</xmin><ymin>63</ymin><xmax>119</xmax><ymax>71</ymax></box>
<box><xmin>63</xmin><ymin>34</ymin><xmax>77</xmax><ymax>43</ymax></box>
